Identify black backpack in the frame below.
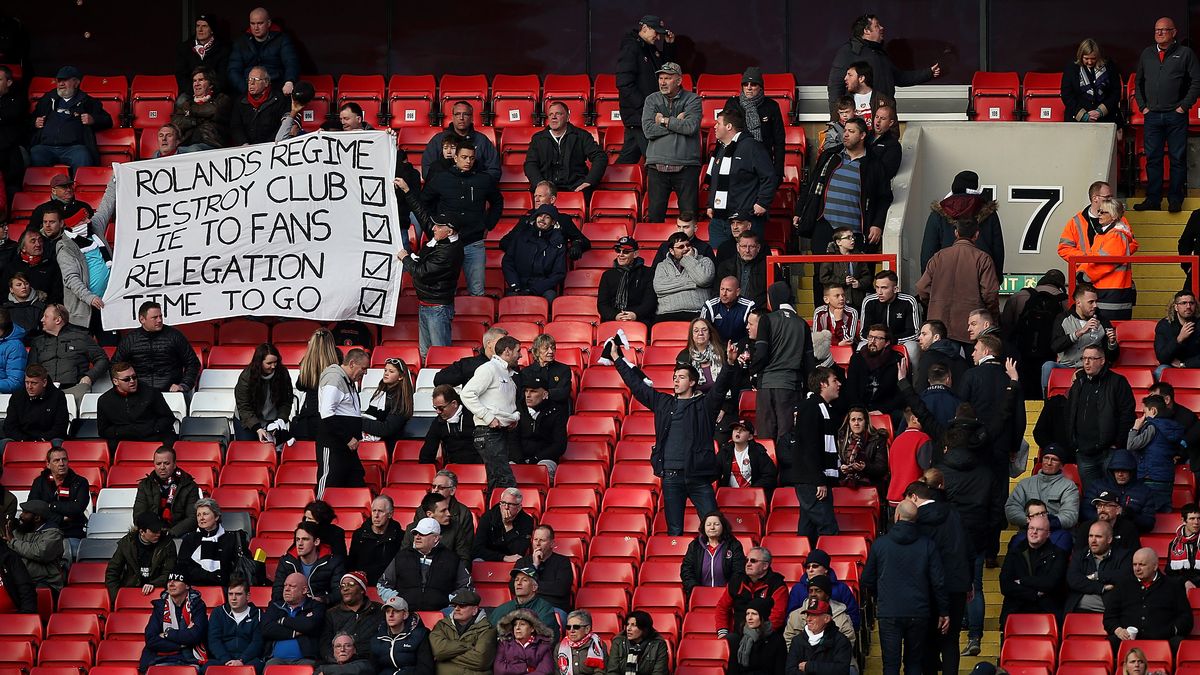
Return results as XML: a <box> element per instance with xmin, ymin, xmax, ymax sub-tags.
<box><xmin>1016</xmin><ymin>289</ymin><xmax>1062</xmax><ymax>362</ymax></box>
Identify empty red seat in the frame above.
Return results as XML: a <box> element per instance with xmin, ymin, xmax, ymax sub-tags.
<box><xmin>397</xmin><ymin>126</ymin><xmax>441</xmax><ymax>164</ymax></box>
<box><xmin>695</xmin><ymin>74</ymin><xmax>741</xmax><ymax>129</ymax></box>
<box><xmin>388</xmin><ymin>74</ymin><xmax>437</xmax><ymax>128</ymax></box>
<box><xmin>425</xmin><ymin>346</ymin><xmax>473</xmax><ymax>369</ymax></box>
<box><xmin>574</xmin><ymin>586</ymin><xmax>628</xmax><ymax>615</ymax></box>
<box><xmin>0</xmin><ymin>642</ymin><xmax>33</xmax><ymax>671</ymax></box>
<box><xmin>57</xmin><ymin>586</ymin><xmax>111</xmax><ymax>618</ymax></box>
<box><xmin>1023</xmin><ymin>72</ymin><xmax>1066</xmax><ymax>122</ymax></box>
<box><xmin>567</xmin><ymin>416</ymin><xmax>618</xmax><ymax>444</ymax></box>
<box><xmin>553</xmin><ymin>463</ymin><xmax>608</xmax><ymax>490</ymax></box>
<box><xmin>677</xmin><ymin>639</ymin><xmax>730</xmax><ymax>669</ymax></box>
<box><xmin>491</xmin><ymin>74</ymin><xmax>540</xmax><ymax>128</ymax></box>
<box><xmin>593</xmin><ymin>74</ymin><xmax>622</xmax><ymax>128</ymax></box>
<box><xmin>130</xmin><ymin>75</ymin><xmax>177</xmax><ymax>129</ymax></box>
<box><xmin>83</xmin><ymin>75</ymin><xmax>128</xmax><ymax>125</ymax></box>
<box><xmin>999</xmin><ymin>636</ymin><xmax>1055</xmax><ymax>671</ymax></box>
<box><xmin>218</xmin><ymin>319</ymin><xmax>269</xmax><ymax>345</ymax></box>
<box><xmin>971</xmin><ymin>71</ymin><xmax>1020</xmax><ymax>121</ymax></box>
<box><xmin>47</xmin><ymin>613</ymin><xmax>102</xmax><ymax>645</ymax></box>
<box><xmin>1058</xmin><ymin>637</ymin><xmax>1112</xmax><ymax>670</ymax></box>
<box><xmin>37</xmin><ymin>638</ymin><xmax>93</xmax><ymax>669</ymax></box>
<box><xmin>96</xmin><ymin>128</ymin><xmax>137</xmax><ymax>164</ymax></box>
<box><xmin>498</xmin><ymin>296</ymin><xmax>548</xmax><ymax>324</ymax></box>
<box><xmin>563</xmin><ymin>269</ymin><xmax>607</xmax><ymax>296</ymax></box>
<box><xmin>590</xmin><ymin>192</ymin><xmax>639</xmax><ymax>224</ymax></box>
<box><xmin>95</xmin><ymin>639</ymin><xmax>143</xmax><ymax>666</ymax></box>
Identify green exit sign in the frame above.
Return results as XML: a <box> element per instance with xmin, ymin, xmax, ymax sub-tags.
<box><xmin>1000</xmin><ymin>274</ymin><xmax>1043</xmax><ymax>295</ymax></box>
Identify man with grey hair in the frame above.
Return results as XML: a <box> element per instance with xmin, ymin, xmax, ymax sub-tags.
<box><xmin>316</xmin><ymin>348</ymin><xmax>368</xmax><ymax>496</ymax></box>
<box><xmin>230</xmin><ymin>65</ymin><xmax>288</xmax><ymax>145</ymax></box>
<box><xmin>408</xmin><ymin>471</ymin><xmax>475</xmax><ymax>565</ymax></box>
<box><xmin>461</xmin><ymin>336</ymin><xmax>522</xmax><ymax>490</ymax></box>
<box><xmin>491</xmin><ymin>565</ymin><xmax>561</xmax><ymax>641</ymax></box>
<box><xmin>1104</xmin><ymin>546</ymin><xmax>1192</xmax><ymax>648</ymax></box>
<box><xmin>715</xmin><ymin>545</ymin><xmax>789</xmax><ymax>637</ymax></box>
<box><xmin>642</xmin><ymin>62</ymin><xmax>702</xmax><ymax>222</ymax></box>
<box><xmin>559</xmin><ymin>608</ymin><xmax>607</xmax><ymax>673</ymax></box>
<box><xmin>30</xmin><ymin>65</ymin><xmax>114</xmax><ymax>170</ymax></box>
<box><xmin>348</xmin><ymin>495</ymin><xmax>403</xmax><ymax>585</ymax></box>
<box><xmin>433</xmin><ymin>326</ymin><xmax>510</xmax><ymax>388</ymax></box>
<box><xmin>472</xmin><ymin>487</ymin><xmax>534</xmax><ymax>562</ymax></box>
<box><xmin>315</xmin><ymin>632</ymin><xmax>372</xmax><ymax>674</ymax></box>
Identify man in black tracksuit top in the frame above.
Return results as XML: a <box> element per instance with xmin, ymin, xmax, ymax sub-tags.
<box><xmin>752</xmin><ymin>281</ymin><xmax>815</xmax><ymax>447</ymax></box>
<box><xmin>419</xmin><ymin>385</ymin><xmax>480</xmax><ymax>465</ymax></box>
<box><xmin>615</xmin><ymin>15</ymin><xmax>676</xmax><ymax>163</ymax></box>
<box><xmin>397</xmin><ymin>182</ymin><xmax>464</xmax><ymax>359</ymax></box>
<box><xmin>782</xmin><ymin>366</ymin><xmax>842</xmax><ymax>547</ymax></box>
<box><xmin>420</xmin><ymin>140</ymin><xmax>503</xmax><ymax>297</ymax></box>
<box><xmin>606</xmin><ymin>336</ymin><xmax>735</xmax><ymax>536</ymax></box>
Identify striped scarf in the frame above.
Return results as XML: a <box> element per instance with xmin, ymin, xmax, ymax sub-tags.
<box><xmin>705</xmin><ymin>135</ymin><xmax>740</xmax><ymax>217</ymax></box>
<box><xmin>738</xmin><ymin>92</ymin><xmax>765</xmax><ymax>141</ymax></box>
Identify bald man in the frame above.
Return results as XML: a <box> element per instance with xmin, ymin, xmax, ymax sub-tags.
<box><xmin>1104</xmin><ymin>547</ymin><xmax>1192</xmax><ymax>649</ymax></box>
<box><xmin>998</xmin><ymin>515</ymin><xmax>1066</xmax><ymax>628</ymax></box>
<box><xmin>263</xmin><ymin>572</ymin><xmax>326</xmax><ymax>666</ymax></box>
<box><xmin>1066</xmin><ymin>520</ymin><xmax>1131</xmax><ymax>613</ymax></box>
<box><xmin>1133</xmin><ymin>17</ymin><xmax>1200</xmax><ymax>213</ymax></box>
<box><xmin>228</xmin><ymin>6</ymin><xmax>300</xmax><ymax>95</ymax></box>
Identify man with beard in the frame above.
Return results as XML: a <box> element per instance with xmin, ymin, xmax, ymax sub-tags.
<box><xmin>1067</xmin><ymin>520</ymin><xmax>1132</xmax><ymax>613</ymax></box>
<box><xmin>913</xmin><ymin>320</ymin><xmax>967</xmax><ymax>393</ymax></box>
<box><xmin>1045</xmin><ymin>283</ymin><xmax>1120</xmax><ymax>394</ymax></box>
<box><xmin>319</xmin><ymin>571</ymin><xmax>383</xmax><ymax>663</ymax></box>
<box><xmin>1077</xmin><ymin>491</ymin><xmax>1142</xmax><ymax>555</ymax></box>
<box><xmin>1155</xmin><ymin>289</ymin><xmax>1200</xmax><ymax>378</ymax></box>
<box><xmin>844</xmin><ymin>324</ymin><xmax>904</xmax><ymax>418</ymax></box>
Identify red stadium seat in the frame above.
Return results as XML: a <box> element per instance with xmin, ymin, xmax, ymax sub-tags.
<box><xmin>82</xmin><ymin>74</ymin><xmax>127</xmax><ymax>124</ymax></box>
<box><xmin>1004</xmin><ymin>613</ymin><xmax>1060</xmax><ymax>643</ymax></box>
<box><xmin>553</xmin><ymin>463</ymin><xmax>608</xmax><ymax>490</ymax></box>
<box><xmin>1117</xmin><ymin>641</ymin><xmax>1172</xmax><ymax>673</ymax></box>
<box><xmin>593</xmin><ymin>74</ymin><xmax>622</xmax><ymax>128</ymax></box>
<box><xmin>1117</xmin><ymin>346</ymin><xmax>1158</xmax><ymax>368</ymax></box>
<box><xmin>218</xmin><ymin>319</ymin><xmax>269</xmax><ymax>345</ymax></box>
<box><xmin>633</xmin><ymin>586</ymin><xmax>686</xmax><ymax>618</ymax></box>
<box><xmin>551</xmin><ymin>296</ymin><xmax>601</xmax><ymax>324</ymax></box>
<box><xmin>37</xmin><ymin>638</ymin><xmax>93</xmax><ymax>669</ymax></box>
<box><xmin>575</xmin><ymin>587</ymin><xmax>628</xmax><ymax>615</ymax></box>
<box><xmin>595</xmin><ymin>512</ymin><xmax>649</xmax><ymax>538</ymax></box>
<box><xmin>491</xmin><ymin>74</ymin><xmax>540</xmax><ymax>128</ymax></box>
<box><xmin>498</xmin><ymin>126</ymin><xmax>537</xmax><ymax>166</ymax></box>
<box><xmin>1058</xmin><ymin>638</ymin><xmax>1113</xmax><ymax>670</ymax></box>
<box><xmin>425</xmin><ymin>346</ymin><xmax>473</xmax><ymax>369</ymax></box>
<box><xmin>568</xmin><ymin>416</ymin><xmax>618</xmax><ymax>444</ymax></box>
<box><xmin>590</xmin><ymin>192</ymin><xmax>639</xmax><ymax>224</ymax></box>
<box><xmin>67</xmin><ymin>561</ymin><xmax>107</xmax><ymax>587</ymax></box>
<box><xmin>695</xmin><ymin>74</ymin><xmax>740</xmax><ymax>130</ymax></box>
<box><xmin>562</xmin><ymin>269</ymin><xmax>607</xmax><ymax>296</ymax></box>
<box><xmin>440</xmin><ymin>75</ymin><xmax>488</xmax><ymax>127</ymax></box>
<box><xmin>96</xmin><ymin>128</ymin><xmax>137</xmax><ymax>165</ymax></box>
<box><xmin>397</xmin><ymin>126</ymin><xmax>440</xmax><ymax>164</ymax></box>
<box><xmin>587</xmin><ymin>534</ymin><xmax>642</xmax><ymax>566</ymax></box>
<box><xmin>677</xmin><ymin>639</ymin><xmax>730</xmax><ymax>668</ymax></box>
<box><xmin>581</xmin><ymin>561</ymin><xmax>636</xmax><ymax>593</ymax></box>
<box><xmin>22</xmin><ymin>166</ymin><xmax>68</xmax><ymax>193</ymax></box>
<box><xmin>498</xmin><ymin>296</ymin><xmax>548</xmax><ymax>324</ymax></box>
<box><xmin>1022</xmin><ymin>72</ymin><xmax>1066</xmax><ymax>122</ymax></box>
<box><xmin>388</xmin><ymin>75</ymin><xmax>437</xmax><ymax>128</ymax></box>
<box><xmin>0</xmin><ymin>615</ymin><xmax>42</xmax><ymax>646</ymax></box>
<box><xmin>0</xmin><ymin>642</ymin><xmax>34</xmax><ymax>671</ymax></box>
<box><xmin>338</xmin><ymin>74</ymin><xmax>386</xmax><ymax>124</ymax></box>
<box><xmin>103</xmin><ymin>613</ymin><xmax>151</xmax><ymax>641</ymax></box>
<box><xmin>130</xmin><ymin>75</ymin><xmax>176</xmax><ymax>129</ymax></box>
<box><xmin>999</xmin><ymin>636</ymin><xmax>1055</xmax><ymax>671</ymax></box>
<box><xmin>57</xmin><ymin>586</ymin><xmax>111</xmax><ymax>618</ymax></box>
<box><xmin>1113</xmin><ymin>320</ymin><xmax>1156</xmax><ymax>343</ymax></box>
<box><xmin>764</xmin><ymin>72</ymin><xmax>797</xmax><ymax>122</ymax></box>
<box><xmin>970</xmin><ymin>71</ymin><xmax>1020</xmax><ymax>121</ymax></box>
<box><xmin>95</xmin><ymin>639</ymin><xmax>143</xmax><ymax>667</ymax></box>
<box><xmin>47</xmin><ymin>613</ymin><xmax>102</xmax><ymax>645</ymax></box>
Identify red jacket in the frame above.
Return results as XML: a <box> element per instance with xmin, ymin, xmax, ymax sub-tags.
<box><xmin>715</xmin><ymin>570</ymin><xmax>789</xmax><ymax>634</ymax></box>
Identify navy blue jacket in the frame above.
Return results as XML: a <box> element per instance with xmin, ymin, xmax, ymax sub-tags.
<box><xmin>1154</xmin><ymin>317</ymin><xmax>1200</xmax><ymax>367</ymax></box>
<box><xmin>501</xmin><ymin>224</ymin><xmax>567</xmax><ymax>296</ymax></box>
<box><xmin>862</xmin><ymin>520</ymin><xmax>948</xmax><ymax>619</ymax></box>
<box><xmin>919</xmin><ymin>384</ymin><xmax>962</xmax><ymax>431</ymax></box>
<box><xmin>615</xmin><ymin>358</ymin><xmax>734</xmax><ymax>483</ymax></box>
<box><xmin>370</xmin><ymin>614</ymin><xmax>434</xmax><ymax>675</ymax></box>
<box><xmin>1132</xmin><ymin>416</ymin><xmax>1185</xmax><ymax>484</ymax></box>
<box><xmin>207</xmin><ymin>603</ymin><xmax>265</xmax><ymax>665</ymax></box>
<box><xmin>914</xmin><ymin>497</ymin><xmax>973</xmax><ymax>594</ymax></box>
<box><xmin>140</xmin><ymin>590</ymin><xmax>209</xmax><ymax>671</ymax></box>
<box><xmin>227</xmin><ymin>29</ymin><xmax>300</xmax><ymax>94</ymax></box>
<box><xmin>262</xmin><ymin>598</ymin><xmax>327</xmax><ymax>661</ymax></box>
<box><xmin>784</xmin><ymin>567</ymin><xmax>862</xmax><ymax>629</ymax></box>
<box><xmin>1081</xmin><ymin>449</ymin><xmax>1161</xmax><ymax>530</ymax></box>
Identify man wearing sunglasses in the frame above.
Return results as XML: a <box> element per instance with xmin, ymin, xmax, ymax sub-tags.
<box><xmin>96</xmin><ymin>361</ymin><xmax>178</xmax><ymax>449</ymax></box>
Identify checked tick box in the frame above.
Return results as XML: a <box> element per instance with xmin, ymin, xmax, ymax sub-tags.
<box><xmin>360</xmin><ymin>176</ymin><xmax>386</xmax><ymax>207</ymax></box>
<box><xmin>358</xmin><ymin>288</ymin><xmax>388</xmax><ymax>319</ymax></box>
<box><xmin>362</xmin><ymin>213</ymin><xmax>392</xmax><ymax>245</ymax></box>
<box><xmin>361</xmin><ymin>251</ymin><xmax>393</xmax><ymax>282</ymax></box>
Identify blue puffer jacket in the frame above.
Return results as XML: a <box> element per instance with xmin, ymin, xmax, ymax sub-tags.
<box><xmin>1081</xmin><ymin>448</ymin><xmax>1162</xmax><ymax>530</ymax></box>
<box><xmin>1133</xmin><ymin>416</ymin><xmax>1185</xmax><ymax>484</ymax></box>
<box><xmin>500</xmin><ymin>223</ymin><xmax>567</xmax><ymax>296</ymax></box>
<box><xmin>0</xmin><ymin>323</ymin><xmax>28</xmax><ymax>393</ymax></box>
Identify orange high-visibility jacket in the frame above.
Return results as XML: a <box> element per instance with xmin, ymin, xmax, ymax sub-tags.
<box><xmin>1057</xmin><ymin>209</ymin><xmax>1138</xmax><ymax>290</ymax></box>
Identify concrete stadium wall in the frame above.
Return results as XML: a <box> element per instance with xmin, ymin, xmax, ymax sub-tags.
<box><xmin>886</xmin><ymin>122</ymin><xmax>1117</xmax><ymax>290</ymax></box>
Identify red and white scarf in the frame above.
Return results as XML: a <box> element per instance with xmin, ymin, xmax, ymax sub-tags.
<box><xmin>557</xmin><ymin>633</ymin><xmax>604</xmax><ymax>674</ymax></box>
<box><xmin>159</xmin><ymin>593</ymin><xmax>207</xmax><ymax>664</ymax></box>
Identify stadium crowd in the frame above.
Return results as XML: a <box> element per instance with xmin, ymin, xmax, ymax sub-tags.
<box><xmin>1</xmin><ymin>6</ymin><xmax>1200</xmax><ymax>675</ymax></box>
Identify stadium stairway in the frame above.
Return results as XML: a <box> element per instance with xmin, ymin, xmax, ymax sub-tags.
<box><xmin>861</xmin><ymin>399</ymin><xmax>1043</xmax><ymax>674</ymax></box>
<box><xmin>1128</xmin><ymin>200</ymin><xmax>1197</xmax><ymax>319</ymax></box>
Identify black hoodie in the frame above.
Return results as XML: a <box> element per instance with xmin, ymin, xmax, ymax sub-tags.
<box><xmin>914</xmin><ymin>496</ymin><xmax>972</xmax><ymax>593</ymax></box>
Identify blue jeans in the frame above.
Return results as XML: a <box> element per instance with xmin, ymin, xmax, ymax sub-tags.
<box><xmin>1155</xmin><ymin>363</ymin><xmax>1172</xmax><ymax>381</ymax></box>
<box><xmin>966</xmin><ymin>553</ymin><xmax>983</xmax><ymax>639</ymax></box>
<box><xmin>30</xmin><ymin>144</ymin><xmax>94</xmax><ymax>172</ymax></box>
<box><xmin>1076</xmin><ymin>450</ymin><xmax>1111</xmax><ymax>495</ymax></box>
<box><xmin>661</xmin><ymin>470</ymin><xmax>717</xmax><ymax>536</ymax></box>
<box><xmin>1144</xmin><ymin>110</ymin><xmax>1189</xmax><ymax>204</ymax></box>
<box><xmin>418</xmin><ymin>303</ymin><xmax>454</xmax><ymax>359</ymax></box>
<box><xmin>462</xmin><ymin>240</ymin><xmax>486</xmax><ymax>296</ymax></box>
<box><xmin>878</xmin><ymin>616</ymin><xmax>927</xmax><ymax>675</ymax></box>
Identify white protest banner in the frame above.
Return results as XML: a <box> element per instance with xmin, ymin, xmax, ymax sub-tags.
<box><xmin>101</xmin><ymin>130</ymin><xmax>402</xmax><ymax>330</ymax></box>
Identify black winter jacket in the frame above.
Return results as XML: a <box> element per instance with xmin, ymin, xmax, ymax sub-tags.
<box><xmin>418</xmin><ymin>410</ymin><xmax>479</xmax><ymax>465</ymax></box>
<box><xmin>781</xmin><ymin>392</ymin><xmax>839</xmax><ymax>487</ymax></box>
<box><xmin>960</xmin><ymin>359</ymin><xmax>1025</xmax><ymax>465</ymax></box>
<box><xmin>472</xmin><ymin>506</ymin><xmax>534</xmax><ymax>562</ymax></box>
<box><xmin>113</xmin><ymin>326</ymin><xmax>201</xmax><ymax>392</ymax></box>
<box><xmin>998</xmin><ymin>539</ymin><xmax>1067</xmax><ymax>621</ymax></box>
<box><xmin>1066</xmin><ymin>546</ymin><xmax>1133</xmax><ymax>612</ymax></box>
<box><xmin>401</xmin><ymin>190</ymin><xmax>464</xmax><ymax>306</ymax></box>
<box><xmin>500</xmin><ymin>209</ymin><xmax>591</xmax><ymax>261</ymax></box>
<box><xmin>784</xmin><ymin>625</ymin><xmax>853</xmax><ymax>675</ymax></box>
<box><xmin>920</xmin><ymin>196</ymin><xmax>1005</xmax><ymax>274</ymax></box>
<box><xmin>680</xmin><ymin>535</ymin><xmax>747</xmax><ymax>596</ymax></box>
<box><xmin>501</xmin><ymin>224</ymin><xmax>567</xmax><ymax>296</ymax></box>
<box><xmin>523</xmin><ymin>123</ymin><xmax>607</xmax><ymax>190</ymax></box>
<box><xmin>27</xmin><ymin>324</ymin><xmax>109</xmax><ymax>387</ymax></box>
<box><xmin>615</xmin><ymin>31</ymin><xmax>675</xmax><ymax>127</ymax></box>
<box><xmin>724</xmin><ymin>94</ymin><xmax>787</xmax><ymax>179</ymax></box>
<box><xmin>844</xmin><ymin>347</ymin><xmax>903</xmax><ymax>414</ymax></box>
<box><xmin>379</xmin><ymin>545</ymin><xmax>464</xmax><ymax>612</ymax></box>
<box><xmin>726</xmin><ymin>629</ymin><xmax>786</xmax><ymax>675</ymax></box>
<box><xmin>4</xmin><ymin>383</ymin><xmax>69</xmax><ymax>441</ymax></box>
<box><xmin>1104</xmin><ymin>572</ymin><xmax>1193</xmax><ymax>639</ymax></box>
<box><xmin>827</xmin><ymin>36</ymin><xmax>934</xmax><ymax>107</ymax></box>
<box><xmin>28</xmin><ymin>467</ymin><xmax>90</xmax><ymax>538</ymax></box>
<box><xmin>508</xmin><ymin>399</ymin><xmax>568</xmax><ymax>465</ymax></box>
<box><xmin>862</xmin><ymin>520</ymin><xmax>948</xmax><ymax>618</ymax></box>
<box><xmin>370</xmin><ymin>614</ymin><xmax>434</xmax><ymax>675</ymax></box>
<box><xmin>347</xmin><ymin>519</ymin><xmax>404</xmax><ymax>586</ymax></box>
<box><xmin>913</xmin><ymin>339</ymin><xmax>968</xmax><ymax>393</ymax></box>
<box><xmin>870</xmin><ymin>129</ymin><xmax>901</xmax><ymax>180</ymax></box>
<box><xmin>133</xmin><ymin>469</ymin><xmax>201</xmax><ymax>538</ymax></box>
<box><xmin>0</xmin><ymin>542</ymin><xmax>36</xmax><ymax>613</ymax></box>
<box><xmin>615</xmin><ymin>358</ymin><xmax>735</xmax><ymax>482</ymax></box>
<box><xmin>229</xmin><ymin>90</ymin><xmax>288</xmax><ymax>146</ymax></box>
<box><xmin>795</xmin><ymin>146</ymin><xmax>893</xmax><ymax>241</ymax></box>
<box><xmin>1066</xmin><ymin>367</ymin><xmax>1135</xmax><ymax>458</ymax></box>
<box><xmin>597</xmin><ymin>259</ymin><xmax>656</xmax><ymax>323</ymax></box>
<box><xmin>1155</xmin><ymin>316</ymin><xmax>1200</xmax><ymax>367</ymax></box>
<box><xmin>96</xmin><ymin>386</ymin><xmax>178</xmax><ymax>447</ymax></box>
<box><xmin>176</xmin><ymin>525</ymin><xmax>248</xmax><ymax>588</ymax></box>
<box><xmin>716</xmin><ymin>250</ymin><xmax>768</xmax><ymax>308</ymax></box>
<box><xmin>227</xmin><ymin>29</ymin><xmax>299</xmax><ymax>94</ymax></box>
<box><xmin>937</xmin><ymin>445</ymin><xmax>996</xmax><ymax>553</ymax></box>
<box><xmin>420</xmin><ymin>165</ymin><xmax>503</xmax><ymax>246</ymax></box>
<box><xmin>704</xmin><ymin>133</ymin><xmax>778</xmax><ymax>220</ymax></box>
<box><xmin>716</xmin><ymin>441</ymin><xmax>778</xmax><ymax>495</ymax></box>
<box><xmin>272</xmin><ymin>543</ymin><xmax>345</xmax><ymax>605</ymax></box>
<box><xmin>914</xmin><ymin>497</ymin><xmax>973</xmax><ymax>594</ymax></box>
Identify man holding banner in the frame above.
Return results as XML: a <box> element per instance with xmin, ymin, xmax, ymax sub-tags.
<box><xmin>317</xmin><ymin>348</ymin><xmax>368</xmax><ymax>496</ymax></box>
<box><xmin>395</xmin><ymin>177</ymin><xmax>464</xmax><ymax>360</ymax></box>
